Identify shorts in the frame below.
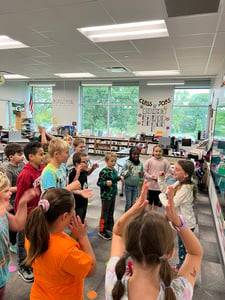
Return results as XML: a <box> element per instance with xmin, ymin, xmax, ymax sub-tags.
<box><xmin>147</xmin><ymin>190</ymin><xmax>162</xmax><ymax>207</ymax></box>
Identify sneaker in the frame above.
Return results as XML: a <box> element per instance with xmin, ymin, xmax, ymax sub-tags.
<box><xmin>9</xmin><ymin>244</ymin><xmax>17</xmax><ymax>254</ymax></box>
<box><xmin>18</xmin><ymin>266</ymin><xmax>34</xmax><ymax>283</ymax></box>
<box><xmin>98</xmin><ymin>231</ymin><xmax>112</xmax><ymax>240</ymax></box>
<box><xmin>106</xmin><ymin>229</ymin><xmax>113</xmax><ymax>234</ymax></box>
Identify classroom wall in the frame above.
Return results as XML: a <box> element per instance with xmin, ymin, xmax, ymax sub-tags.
<box><xmin>52</xmin><ymin>81</ymin><xmax>79</xmax><ymax>127</ymax></box>
<box><xmin>0</xmin><ymin>81</ymin><xmax>29</xmax><ymax>127</ymax></box>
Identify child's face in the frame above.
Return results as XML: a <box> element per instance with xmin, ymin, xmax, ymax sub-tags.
<box><xmin>75</xmin><ymin>143</ymin><xmax>85</xmax><ymax>153</ymax></box>
<box><xmin>57</xmin><ymin>149</ymin><xmax>70</xmax><ymax>163</ymax></box>
<box><xmin>30</xmin><ymin>148</ymin><xmax>44</xmax><ymax>167</ymax></box>
<box><xmin>173</xmin><ymin>163</ymin><xmax>188</xmax><ymax>182</ymax></box>
<box><xmin>153</xmin><ymin>147</ymin><xmax>163</xmax><ymax>159</ymax></box>
<box><xmin>79</xmin><ymin>156</ymin><xmax>89</xmax><ymax>171</ymax></box>
<box><xmin>106</xmin><ymin>157</ymin><xmax>117</xmax><ymax>169</ymax></box>
<box><xmin>131</xmin><ymin>150</ymin><xmax>139</xmax><ymax>161</ymax></box>
<box><xmin>10</xmin><ymin>152</ymin><xmax>24</xmax><ymax>165</ymax></box>
<box><xmin>0</xmin><ymin>185</ymin><xmax>11</xmax><ymax>204</ymax></box>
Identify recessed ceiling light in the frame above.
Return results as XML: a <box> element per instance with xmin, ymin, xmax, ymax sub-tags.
<box><xmin>0</xmin><ymin>35</ymin><xmax>29</xmax><ymax>49</ymax></box>
<box><xmin>54</xmin><ymin>73</ymin><xmax>96</xmax><ymax>78</ymax></box>
<box><xmin>4</xmin><ymin>74</ymin><xmax>29</xmax><ymax>79</ymax></box>
<box><xmin>105</xmin><ymin>67</ymin><xmax>127</xmax><ymax>73</ymax></box>
<box><xmin>77</xmin><ymin>20</ymin><xmax>168</xmax><ymax>42</ymax></box>
<box><xmin>133</xmin><ymin>70</ymin><xmax>180</xmax><ymax>76</ymax></box>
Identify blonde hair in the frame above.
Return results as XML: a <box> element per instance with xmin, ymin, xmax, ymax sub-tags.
<box><xmin>0</xmin><ymin>171</ymin><xmax>9</xmax><ymax>192</ymax></box>
<box><xmin>63</xmin><ymin>135</ymin><xmax>73</xmax><ymax>142</ymax></box>
<box><xmin>48</xmin><ymin>138</ymin><xmax>69</xmax><ymax>158</ymax></box>
<box><xmin>105</xmin><ymin>151</ymin><xmax>117</xmax><ymax>161</ymax></box>
<box><xmin>73</xmin><ymin>138</ymin><xmax>85</xmax><ymax>147</ymax></box>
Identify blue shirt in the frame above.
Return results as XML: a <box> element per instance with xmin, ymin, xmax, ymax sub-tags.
<box><xmin>41</xmin><ymin>163</ymin><xmax>67</xmax><ymax>192</ymax></box>
<box><xmin>0</xmin><ymin>214</ymin><xmax>10</xmax><ymax>288</ymax></box>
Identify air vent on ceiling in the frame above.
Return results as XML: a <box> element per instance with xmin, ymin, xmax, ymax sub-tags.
<box><xmin>105</xmin><ymin>67</ymin><xmax>128</xmax><ymax>73</ymax></box>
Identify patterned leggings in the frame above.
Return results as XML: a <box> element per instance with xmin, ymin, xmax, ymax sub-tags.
<box><xmin>177</xmin><ymin>227</ymin><xmax>195</xmax><ymax>269</ymax></box>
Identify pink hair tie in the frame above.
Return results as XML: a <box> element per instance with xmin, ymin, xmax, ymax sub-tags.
<box><xmin>38</xmin><ymin>199</ymin><xmax>50</xmax><ymax>212</ymax></box>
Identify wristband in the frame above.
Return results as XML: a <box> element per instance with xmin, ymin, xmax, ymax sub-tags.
<box><xmin>173</xmin><ymin>215</ymin><xmax>187</xmax><ymax>231</ymax></box>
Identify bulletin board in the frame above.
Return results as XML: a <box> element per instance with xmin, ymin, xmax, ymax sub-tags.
<box><xmin>136</xmin><ymin>97</ymin><xmax>172</xmax><ymax>136</ymax></box>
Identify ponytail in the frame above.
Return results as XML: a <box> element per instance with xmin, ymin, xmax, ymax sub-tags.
<box><xmin>25</xmin><ymin>206</ymin><xmax>49</xmax><ymax>265</ymax></box>
<box><xmin>160</xmin><ymin>261</ymin><xmax>176</xmax><ymax>300</ymax></box>
<box><xmin>112</xmin><ymin>252</ymin><xmax>129</xmax><ymax>300</ymax></box>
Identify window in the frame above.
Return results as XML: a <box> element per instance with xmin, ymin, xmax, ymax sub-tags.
<box><xmin>214</xmin><ymin>106</ymin><xmax>225</xmax><ymax>139</ymax></box>
<box><xmin>171</xmin><ymin>89</ymin><xmax>210</xmax><ymax>140</ymax></box>
<box><xmin>81</xmin><ymin>86</ymin><xmax>139</xmax><ymax>136</ymax></box>
<box><xmin>33</xmin><ymin>87</ymin><xmax>53</xmax><ymax>130</ymax></box>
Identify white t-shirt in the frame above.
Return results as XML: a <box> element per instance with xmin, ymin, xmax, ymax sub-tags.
<box><xmin>105</xmin><ymin>257</ymin><xmax>193</xmax><ymax>300</ymax></box>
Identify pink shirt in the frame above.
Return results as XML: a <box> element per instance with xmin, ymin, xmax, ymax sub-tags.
<box><xmin>144</xmin><ymin>157</ymin><xmax>171</xmax><ymax>191</ymax></box>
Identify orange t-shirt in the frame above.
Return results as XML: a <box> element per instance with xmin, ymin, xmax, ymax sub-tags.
<box><xmin>26</xmin><ymin>232</ymin><xmax>92</xmax><ymax>300</ymax></box>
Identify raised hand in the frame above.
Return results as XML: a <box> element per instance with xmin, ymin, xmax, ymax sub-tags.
<box><xmin>165</xmin><ymin>186</ymin><xmax>180</xmax><ymax>226</ymax></box>
<box><xmin>79</xmin><ymin>189</ymin><xmax>94</xmax><ymax>199</ymax></box>
<box><xmin>131</xmin><ymin>180</ymin><xmax>148</xmax><ymax>213</ymax></box>
<box><xmin>19</xmin><ymin>188</ymin><xmax>39</xmax><ymax>205</ymax></box>
<box><xmin>68</xmin><ymin>215</ymin><xmax>87</xmax><ymax>239</ymax></box>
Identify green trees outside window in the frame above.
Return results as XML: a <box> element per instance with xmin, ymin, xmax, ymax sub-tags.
<box><xmin>214</xmin><ymin>107</ymin><xmax>225</xmax><ymax>139</ymax></box>
<box><xmin>81</xmin><ymin>86</ymin><xmax>139</xmax><ymax>136</ymax></box>
<box><xmin>171</xmin><ymin>89</ymin><xmax>210</xmax><ymax>140</ymax></box>
<box><xmin>33</xmin><ymin>87</ymin><xmax>53</xmax><ymax>130</ymax></box>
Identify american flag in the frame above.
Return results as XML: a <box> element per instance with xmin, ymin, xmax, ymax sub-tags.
<box><xmin>29</xmin><ymin>93</ymin><xmax>33</xmax><ymax>115</ymax></box>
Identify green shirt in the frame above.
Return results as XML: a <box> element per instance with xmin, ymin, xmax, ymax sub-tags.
<box><xmin>97</xmin><ymin>167</ymin><xmax>121</xmax><ymax>201</ymax></box>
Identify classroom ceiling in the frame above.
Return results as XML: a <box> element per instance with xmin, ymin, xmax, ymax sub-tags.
<box><xmin>0</xmin><ymin>0</ymin><xmax>224</xmax><ymax>82</ymax></box>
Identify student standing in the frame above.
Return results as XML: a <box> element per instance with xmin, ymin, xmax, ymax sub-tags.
<box><xmin>97</xmin><ymin>152</ymin><xmax>123</xmax><ymax>240</ymax></box>
<box><xmin>14</xmin><ymin>141</ymin><xmax>45</xmax><ymax>283</ymax></box>
<box><xmin>121</xmin><ymin>147</ymin><xmax>144</xmax><ymax>211</ymax></box>
<box><xmin>25</xmin><ymin>188</ymin><xmax>96</xmax><ymax>300</ymax></box>
<box><xmin>68</xmin><ymin>152</ymin><xmax>94</xmax><ymax>223</ymax></box>
<box><xmin>144</xmin><ymin>145</ymin><xmax>171</xmax><ymax>211</ymax></box>
<box><xmin>41</xmin><ymin>138</ymin><xmax>81</xmax><ymax>193</ymax></box>
<box><xmin>105</xmin><ymin>182</ymin><xmax>203</xmax><ymax>300</ymax></box>
<box><xmin>4</xmin><ymin>143</ymin><xmax>25</xmax><ymax>253</ymax></box>
<box><xmin>0</xmin><ymin>171</ymin><xmax>38</xmax><ymax>299</ymax></box>
<box><xmin>158</xmin><ymin>160</ymin><xmax>197</xmax><ymax>272</ymax></box>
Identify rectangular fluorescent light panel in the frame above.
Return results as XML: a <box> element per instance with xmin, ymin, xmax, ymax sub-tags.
<box><xmin>147</xmin><ymin>81</ymin><xmax>184</xmax><ymax>86</ymax></box>
<box><xmin>4</xmin><ymin>74</ymin><xmax>29</xmax><ymax>79</ymax></box>
<box><xmin>77</xmin><ymin>20</ymin><xmax>168</xmax><ymax>42</ymax></box>
<box><xmin>29</xmin><ymin>83</ymin><xmax>56</xmax><ymax>87</ymax></box>
<box><xmin>133</xmin><ymin>70</ymin><xmax>180</xmax><ymax>76</ymax></box>
<box><xmin>81</xmin><ymin>83</ymin><xmax>112</xmax><ymax>87</ymax></box>
<box><xmin>54</xmin><ymin>73</ymin><xmax>96</xmax><ymax>78</ymax></box>
<box><xmin>0</xmin><ymin>35</ymin><xmax>29</xmax><ymax>49</ymax></box>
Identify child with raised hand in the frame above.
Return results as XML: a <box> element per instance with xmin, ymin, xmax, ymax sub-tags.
<box><xmin>25</xmin><ymin>188</ymin><xmax>96</xmax><ymax>300</ymax></box>
<box><xmin>41</xmin><ymin>138</ymin><xmax>81</xmax><ymax>193</ymax></box>
<box><xmin>0</xmin><ymin>171</ymin><xmax>38</xmax><ymax>299</ymax></box>
<box><xmin>105</xmin><ymin>181</ymin><xmax>203</xmax><ymax>300</ymax></box>
<box><xmin>158</xmin><ymin>159</ymin><xmax>197</xmax><ymax>272</ymax></box>
<box><xmin>97</xmin><ymin>152</ymin><xmax>123</xmax><ymax>240</ymax></box>
<box><xmin>121</xmin><ymin>146</ymin><xmax>144</xmax><ymax>211</ymax></box>
<box><xmin>144</xmin><ymin>145</ymin><xmax>171</xmax><ymax>211</ymax></box>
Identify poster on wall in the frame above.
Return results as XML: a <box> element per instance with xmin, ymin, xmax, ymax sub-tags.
<box><xmin>136</xmin><ymin>97</ymin><xmax>172</xmax><ymax>137</ymax></box>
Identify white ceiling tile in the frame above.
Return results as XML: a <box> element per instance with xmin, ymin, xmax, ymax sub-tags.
<box><xmin>167</xmin><ymin>13</ymin><xmax>219</xmax><ymax>36</ymax></box>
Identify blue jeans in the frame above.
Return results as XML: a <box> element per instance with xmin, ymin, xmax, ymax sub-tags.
<box><xmin>177</xmin><ymin>227</ymin><xmax>195</xmax><ymax>268</ymax></box>
<box><xmin>125</xmin><ymin>185</ymin><xmax>138</xmax><ymax>212</ymax></box>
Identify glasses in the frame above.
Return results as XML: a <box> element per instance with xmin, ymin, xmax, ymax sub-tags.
<box><xmin>81</xmin><ymin>160</ymin><xmax>89</xmax><ymax>164</ymax></box>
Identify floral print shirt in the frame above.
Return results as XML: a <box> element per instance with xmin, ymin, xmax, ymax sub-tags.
<box><xmin>105</xmin><ymin>257</ymin><xmax>193</xmax><ymax>300</ymax></box>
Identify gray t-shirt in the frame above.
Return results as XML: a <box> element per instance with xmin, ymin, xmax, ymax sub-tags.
<box><xmin>6</xmin><ymin>162</ymin><xmax>25</xmax><ymax>205</ymax></box>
